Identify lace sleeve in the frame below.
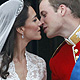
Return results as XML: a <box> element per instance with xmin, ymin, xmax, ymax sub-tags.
<box><xmin>38</xmin><ymin>57</ymin><xmax>47</xmax><ymax>80</ymax></box>
<box><xmin>26</xmin><ymin>51</ymin><xmax>47</xmax><ymax>80</ymax></box>
<box><xmin>42</xmin><ymin>59</ymin><xmax>47</xmax><ymax>80</ymax></box>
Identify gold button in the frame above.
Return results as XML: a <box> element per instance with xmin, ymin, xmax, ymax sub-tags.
<box><xmin>75</xmin><ymin>56</ymin><xmax>79</xmax><ymax>61</ymax></box>
<box><xmin>74</xmin><ymin>49</ymin><xmax>78</xmax><ymax>54</ymax></box>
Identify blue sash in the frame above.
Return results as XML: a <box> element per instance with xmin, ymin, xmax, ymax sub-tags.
<box><xmin>70</xmin><ymin>55</ymin><xmax>80</xmax><ymax>80</ymax></box>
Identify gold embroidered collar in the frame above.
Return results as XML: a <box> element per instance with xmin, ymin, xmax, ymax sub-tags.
<box><xmin>65</xmin><ymin>25</ymin><xmax>80</xmax><ymax>46</ymax></box>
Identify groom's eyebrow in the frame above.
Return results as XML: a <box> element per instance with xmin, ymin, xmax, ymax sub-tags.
<box><xmin>41</xmin><ymin>11</ymin><xmax>47</xmax><ymax>16</ymax></box>
<box><xmin>40</xmin><ymin>11</ymin><xmax>44</xmax><ymax>16</ymax></box>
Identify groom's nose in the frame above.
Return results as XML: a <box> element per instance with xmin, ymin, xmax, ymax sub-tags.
<box><xmin>40</xmin><ymin>17</ymin><xmax>45</xmax><ymax>26</ymax></box>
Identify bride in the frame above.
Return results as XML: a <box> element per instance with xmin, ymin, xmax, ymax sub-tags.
<box><xmin>0</xmin><ymin>0</ymin><xmax>47</xmax><ymax>80</ymax></box>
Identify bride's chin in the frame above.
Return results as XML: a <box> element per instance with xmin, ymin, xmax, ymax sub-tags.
<box><xmin>36</xmin><ymin>36</ymin><xmax>42</xmax><ymax>40</ymax></box>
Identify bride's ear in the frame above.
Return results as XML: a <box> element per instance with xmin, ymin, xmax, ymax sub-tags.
<box><xmin>16</xmin><ymin>26</ymin><xmax>25</xmax><ymax>35</ymax></box>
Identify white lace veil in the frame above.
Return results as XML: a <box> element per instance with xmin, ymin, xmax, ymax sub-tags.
<box><xmin>0</xmin><ymin>0</ymin><xmax>24</xmax><ymax>52</ymax></box>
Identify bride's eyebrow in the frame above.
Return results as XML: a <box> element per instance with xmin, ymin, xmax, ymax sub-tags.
<box><xmin>32</xmin><ymin>15</ymin><xmax>37</xmax><ymax>19</ymax></box>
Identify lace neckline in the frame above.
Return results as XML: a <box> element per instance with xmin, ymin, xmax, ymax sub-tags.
<box><xmin>7</xmin><ymin>51</ymin><xmax>47</xmax><ymax>80</ymax></box>
<box><xmin>9</xmin><ymin>51</ymin><xmax>28</xmax><ymax>80</ymax></box>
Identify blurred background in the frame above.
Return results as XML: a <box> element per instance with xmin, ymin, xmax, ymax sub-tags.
<box><xmin>0</xmin><ymin>0</ymin><xmax>64</xmax><ymax>80</ymax></box>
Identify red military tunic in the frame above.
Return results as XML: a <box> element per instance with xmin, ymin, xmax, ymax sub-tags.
<box><xmin>49</xmin><ymin>41</ymin><xmax>75</xmax><ymax>80</ymax></box>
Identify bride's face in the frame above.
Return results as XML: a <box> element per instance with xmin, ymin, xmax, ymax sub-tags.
<box><xmin>23</xmin><ymin>6</ymin><xmax>42</xmax><ymax>41</ymax></box>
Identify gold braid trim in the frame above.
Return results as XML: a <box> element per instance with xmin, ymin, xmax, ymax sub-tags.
<box><xmin>52</xmin><ymin>40</ymin><xmax>65</xmax><ymax>58</ymax></box>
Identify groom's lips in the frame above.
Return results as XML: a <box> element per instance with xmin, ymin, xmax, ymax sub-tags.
<box><xmin>43</xmin><ymin>26</ymin><xmax>47</xmax><ymax>33</ymax></box>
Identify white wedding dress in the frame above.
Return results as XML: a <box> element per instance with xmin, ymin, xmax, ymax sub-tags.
<box><xmin>0</xmin><ymin>51</ymin><xmax>47</xmax><ymax>80</ymax></box>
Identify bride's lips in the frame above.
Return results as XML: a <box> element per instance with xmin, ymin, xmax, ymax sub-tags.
<box><xmin>38</xmin><ymin>29</ymin><xmax>41</xmax><ymax>33</ymax></box>
<box><xmin>38</xmin><ymin>27</ymin><xmax>41</xmax><ymax>32</ymax></box>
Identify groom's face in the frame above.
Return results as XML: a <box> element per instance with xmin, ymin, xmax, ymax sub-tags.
<box><xmin>39</xmin><ymin>0</ymin><xmax>62</xmax><ymax>38</ymax></box>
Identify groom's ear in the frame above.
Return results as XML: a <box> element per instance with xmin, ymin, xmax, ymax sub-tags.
<box><xmin>57</xmin><ymin>4</ymin><xmax>67</xmax><ymax>16</ymax></box>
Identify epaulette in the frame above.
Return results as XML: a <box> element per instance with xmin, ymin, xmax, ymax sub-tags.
<box><xmin>52</xmin><ymin>40</ymin><xmax>65</xmax><ymax>58</ymax></box>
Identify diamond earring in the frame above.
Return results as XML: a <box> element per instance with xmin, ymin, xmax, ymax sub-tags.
<box><xmin>22</xmin><ymin>32</ymin><xmax>24</xmax><ymax>39</ymax></box>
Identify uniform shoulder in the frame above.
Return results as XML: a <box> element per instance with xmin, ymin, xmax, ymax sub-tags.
<box><xmin>52</xmin><ymin>41</ymin><xmax>68</xmax><ymax>58</ymax></box>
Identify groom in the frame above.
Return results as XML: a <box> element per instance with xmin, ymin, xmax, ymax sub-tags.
<box><xmin>39</xmin><ymin>0</ymin><xmax>80</xmax><ymax>80</ymax></box>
